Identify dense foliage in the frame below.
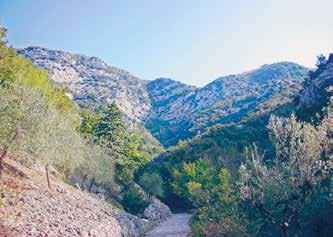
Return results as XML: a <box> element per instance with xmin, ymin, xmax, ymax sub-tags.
<box><xmin>139</xmin><ymin>172</ymin><xmax>164</xmax><ymax>198</ymax></box>
<box><xmin>144</xmin><ymin>113</ymin><xmax>274</xmax><ymax>210</ymax></box>
<box><xmin>157</xmin><ymin>105</ymin><xmax>332</xmax><ymax>237</ymax></box>
<box><xmin>78</xmin><ymin>99</ymin><xmax>161</xmax><ymax>213</ymax></box>
<box><xmin>172</xmin><ymin>159</ymin><xmax>250</xmax><ymax>236</ymax></box>
<box><xmin>239</xmin><ymin>113</ymin><xmax>332</xmax><ymax>236</ymax></box>
<box><xmin>121</xmin><ymin>185</ymin><xmax>149</xmax><ymax>215</ymax></box>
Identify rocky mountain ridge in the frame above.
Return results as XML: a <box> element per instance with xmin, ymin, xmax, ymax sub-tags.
<box><xmin>145</xmin><ymin>62</ymin><xmax>308</xmax><ymax>145</ymax></box>
<box><xmin>18</xmin><ymin>47</ymin><xmax>309</xmax><ymax>146</ymax></box>
<box><xmin>17</xmin><ymin>46</ymin><xmax>151</xmax><ymax>122</ymax></box>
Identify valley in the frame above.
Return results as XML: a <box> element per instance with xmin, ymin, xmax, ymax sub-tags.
<box><xmin>1</xmin><ymin>21</ymin><xmax>333</xmax><ymax>237</ymax></box>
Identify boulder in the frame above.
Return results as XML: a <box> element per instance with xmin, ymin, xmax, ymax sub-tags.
<box><xmin>143</xmin><ymin>197</ymin><xmax>172</xmax><ymax>222</ymax></box>
<box><xmin>132</xmin><ymin>183</ymin><xmax>172</xmax><ymax>222</ymax></box>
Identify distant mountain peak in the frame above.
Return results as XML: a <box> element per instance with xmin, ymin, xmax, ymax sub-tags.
<box><xmin>145</xmin><ymin>62</ymin><xmax>309</xmax><ymax>146</ymax></box>
<box><xmin>18</xmin><ymin>46</ymin><xmax>151</xmax><ymax>122</ymax></box>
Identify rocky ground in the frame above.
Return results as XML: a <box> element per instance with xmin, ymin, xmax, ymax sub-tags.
<box><xmin>0</xmin><ymin>159</ymin><xmax>151</xmax><ymax>237</ymax></box>
<box><xmin>145</xmin><ymin>214</ymin><xmax>192</xmax><ymax>237</ymax></box>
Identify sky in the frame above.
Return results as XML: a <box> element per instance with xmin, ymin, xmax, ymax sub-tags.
<box><xmin>1</xmin><ymin>0</ymin><xmax>332</xmax><ymax>86</ymax></box>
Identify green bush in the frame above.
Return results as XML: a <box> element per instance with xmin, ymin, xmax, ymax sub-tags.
<box><xmin>172</xmin><ymin>159</ymin><xmax>250</xmax><ymax>236</ymax></box>
<box><xmin>139</xmin><ymin>172</ymin><xmax>164</xmax><ymax>198</ymax></box>
<box><xmin>121</xmin><ymin>186</ymin><xmax>149</xmax><ymax>215</ymax></box>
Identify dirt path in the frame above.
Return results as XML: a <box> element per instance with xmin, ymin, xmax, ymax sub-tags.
<box><xmin>145</xmin><ymin>213</ymin><xmax>192</xmax><ymax>237</ymax></box>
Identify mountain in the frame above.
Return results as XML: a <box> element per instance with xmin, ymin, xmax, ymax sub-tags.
<box><xmin>17</xmin><ymin>46</ymin><xmax>151</xmax><ymax>122</ymax></box>
<box><xmin>145</xmin><ymin>62</ymin><xmax>308</xmax><ymax>146</ymax></box>
<box><xmin>18</xmin><ymin>47</ymin><xmax>309</xmax><ymax>147</ymax></box>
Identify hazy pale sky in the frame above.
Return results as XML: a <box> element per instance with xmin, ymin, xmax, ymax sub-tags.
<box><xmin>1</xmin><ymin>0</ymin><xmax>332</xmax><ymax>86</ymax></box>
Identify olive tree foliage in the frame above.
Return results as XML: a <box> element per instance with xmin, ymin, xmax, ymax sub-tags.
<box><xmin>239</xmin><ymin>114</ymin><xmax>332</xmax><ymax>237</ymax></box>
<box><xmin>76</xmin><ymin>107</ymin><xmax>119</xmax><ymax>191</ymax></box>
<box><xmin>75</xmin><ymin>143</ymin><xmax>114</xmax><ymax>192</ymax></box>
<box><xmin>0</xmin><ymin>83</ymin><xmax>47</xmax><ymax>177</ymax></box>
<box><xmin>0</xmin><ymin>82</ymin><xmax>89</xmax><ymax>189</ymax></box>
<box><xmin>75</xmin><ymin>144</ymin><xmax>99</xmax><ymax>189</ymax></box>
<box><xmin>0</xmin><ymin>26</ymin><xmax>83</xmax><ymax>185</ymax></box>
<box><xmin>30</xmin><ymin>105</ymin><xmax>86</xmax><ymax>188</ymax></box>
<box><xmin>139</xmin><ymin>172</ymin><xmax>163</xmax><ymax>198</ymax></box>
<box><xmin>320</xmin><ymin>100</ymin><xmax>333</xmax><ymax>158</ymax></box>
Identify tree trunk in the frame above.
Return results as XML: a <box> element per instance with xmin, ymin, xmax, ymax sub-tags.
<box><xmin>81</xmin><ymin>175</ymin><xmax>87</xmax><ymax>190</ymax></box>
<box><xmin>45</xmin><ymin>165</ymin><xmax>51</xmax><ymax>189</ymax></box>
<box><xmin>0</xmin><ymin>129</ymin><xmax>20</xmax><ymax>179</ymax></box>
<box><xmin>0</xmin><ymin>147</ymin><xmax>8</xmax><ymax>179</ymax></box>
<box><xmin>88</xmin><ymin>177</ymin><xmax>95</xmax><ymax>192</ymax></box>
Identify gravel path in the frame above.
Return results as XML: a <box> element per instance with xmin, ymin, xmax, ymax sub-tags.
<box><xmin>145</xmin><ymin>213</ymin><xmax>192</xmax><ymax>237</ymax></box>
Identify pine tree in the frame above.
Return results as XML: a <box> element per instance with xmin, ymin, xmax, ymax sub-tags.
<box><xmin>93</xmin><ymin>102</ymin><xmax>128</xmax><ymax>160</ymax></box>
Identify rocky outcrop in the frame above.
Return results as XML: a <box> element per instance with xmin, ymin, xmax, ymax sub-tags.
<box><xmin>143</xmin><ymin>197</ymin><xmax>172</xmax><ymax>222</ymax></box>
<box><xmin>298</xmin><ymin>54</ymin><xmax>333</xmax><ymax>108</ymax></box>
<box><xmin>130</xmin><ymin>183</ymin><xmax>172</xmax><ymax>222</ymax></box>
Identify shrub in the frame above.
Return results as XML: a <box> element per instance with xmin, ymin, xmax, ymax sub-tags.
<box><xmin>172</xmin><ymin>159</ymin><xmax>249</xmax><ymax>236</ymax></box>
<box><xmin>139</xmin><ymin>172</ymin><xmax>164</xmax><ymax>198</ymax></box>
<box><xmin>239</xmin><ymin>114</ymin><xmax>332</xmax><ymax>237</ymax></box>
<box><xmin>121</xmin><ymin>186</ymin><xmax>149</xmax><ymax>215</ymax></box>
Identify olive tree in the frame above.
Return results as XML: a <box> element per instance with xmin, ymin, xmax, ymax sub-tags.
<box><xmin>319</xmin><ymin>99</ymin><xmax>333</xmax><ymax>159</ymax></box>
<box><xmin>239</xmin><ymin>114</ymin><xmax>332</xmax><ymax>237</ymax></box>
<box><xmin>76</xmin><ymin>143</ymin><xmax>114</xmax><ymax>192</ymax></box>
<box><xmin>0</xmin><ymin>82</ymin><xmax>110</xmax><ymax>189</ymax></box>
<box><xmin>0</xmin><ymin>83</ymin><xmax>47</xmax><ymax>178</ymax></box>
<box><xmin>31</xmin><ymin>106</ymin><xmax>85</xmax><ymax>189</ymax></box>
